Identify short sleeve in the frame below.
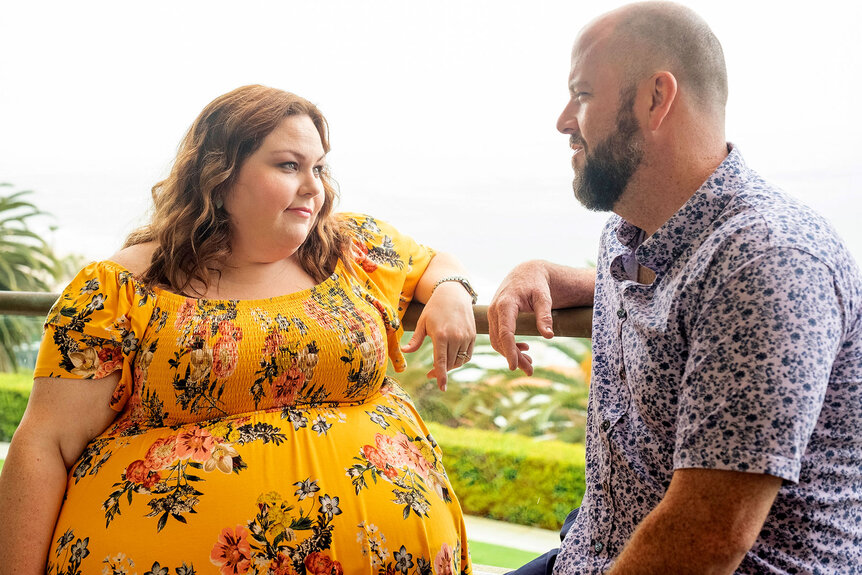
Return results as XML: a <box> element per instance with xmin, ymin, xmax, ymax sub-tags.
<box><xmin>34</xmin><ymin>261</ymin><xmax>157</xmax><ymax>412</ymax></box>
<box><xmin>339</xmin><ymin>213</ymin><xmax>436</xmax><ymax>371</ymax></box>
<box><xmin>673</xmin><ymin>248</ymin><xmax>843</xmax><ymax>482</ymax></box>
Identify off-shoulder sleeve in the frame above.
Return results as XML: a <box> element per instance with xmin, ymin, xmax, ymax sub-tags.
<box><xmin>339</xmin><ymin>213</ymin><xmax>436</xmax><ymax>371</ymax></box>
<box><xmin>34</xmin><ymin>261</ymin><xmax>157</xmax><ymax>412</ymax></box>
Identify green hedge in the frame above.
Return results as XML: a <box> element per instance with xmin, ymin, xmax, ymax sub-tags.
<box><xmin>0</xmin><ymin>373</ymin><xmax>587</xmax><ymax>530</ymax></box>
<box><xmin>428</xmin><ymin>422</ymin><xmax>585</xmax><ymax>530</ymax></box>
<box><xmin>0</xmin><ymin>371</ymin><xmax>33</xmax><ymax>442</ymax></box>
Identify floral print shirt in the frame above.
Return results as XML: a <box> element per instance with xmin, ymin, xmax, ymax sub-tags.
<box><xmin>555</xmin><ymin>146</ymin><xmax>862</xmax><ymax>574</ymax></box>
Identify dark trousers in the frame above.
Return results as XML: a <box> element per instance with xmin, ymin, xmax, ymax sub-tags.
<box><xmin>506</xmin><ymin>508</ymin><xmax>580</xmax><ymax>575</ymax></box>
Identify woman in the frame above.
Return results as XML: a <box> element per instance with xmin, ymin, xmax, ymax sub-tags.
<box><xmin>0</xmin><ymin>85</ymin><xmax>476</xmax><ymax>574</ymax></box>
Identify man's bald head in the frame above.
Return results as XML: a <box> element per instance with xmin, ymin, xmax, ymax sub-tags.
<box><xmin>582</xmin><ymin>2</ymin><xmax>728</xmax><ymax>117</ymax></box>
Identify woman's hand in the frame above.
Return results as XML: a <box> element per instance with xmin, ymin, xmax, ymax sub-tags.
<box><xmin>401</xmin><ymin>279</ymin><xmax>476</xmax><ymax>391</ymax></box>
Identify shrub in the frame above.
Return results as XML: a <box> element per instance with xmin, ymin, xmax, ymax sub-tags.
<box><xmin>428</xmin><ymin>422</ymin><xmax>585</xmax><ymax>530</ymax></box>
<box><xmin>395</xmin><ymin>334</ymin><xmax>592</xmax><ymax>444</ymax></box>
<box><xmin>0</xmin><ymin>373</ymin><xmax>589</xmax><ymax>531</ymax></box>
<box><xmin>0</xmin><ymin>371</ymin><xmax>32</xmax><ymax>441</ymax></box>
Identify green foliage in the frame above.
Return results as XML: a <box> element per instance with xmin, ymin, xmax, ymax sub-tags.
<box><xmin>0</xmin><ymin>372</ymin><xmax>586</xmax><ymax>529</ymax></box>
<box><xmin>395</xmin><ymin>334</ymin><xmax>592</xmax><ymax>443</ymax></box>
<box><xmin>397</xmin><ymin>335</ymin><xmax>591</xmax><ymax>525</ymax></box>
<box><xmin>0</xmin><ymin>186</ymin><xmax>60</xmax><ymax>292</ymax></box>
<box><xmin>0</xmin><ymin>370</ymin><xmax>33</xmax><ymax>441</ymax></box>
<box><xmin>468</xmin><ymin>541</ymin><xmax>540</xmax><ymax>569</ymax></box>
<box><xmin>429</xmin><ymin>422</ymin><xmax>585</xmax><ymax>530</ymax></box>
<box><xmin>0</xmin><ymin>184</ymin><xmax>66</xmax><ymax>371</ymax></box>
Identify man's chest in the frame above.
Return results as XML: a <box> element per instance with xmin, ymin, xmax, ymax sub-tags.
<box><xmin>590</xmin><ymin>259</ymin><xmax>696</xmax><ymax>431</ymax></box>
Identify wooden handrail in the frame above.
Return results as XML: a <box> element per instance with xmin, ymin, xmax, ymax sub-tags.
<box><xmin>403</xmin><ymin>303</ymin><xmax>592</xmax><ymax>338</ymax></box>
<box><xmin>0</xmin><ymin>291</ymin><xmax>593</xmax><ymax>338</ymax></box>
<box><xmin>0</xmin><ymin>291</ymin><xmax>60</xmax><ymax>317</ymax></box>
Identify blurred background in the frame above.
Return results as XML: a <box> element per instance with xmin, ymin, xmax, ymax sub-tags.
<box><xmin>1</xmin><ymin>3</ymin><xmax>860</xmax><ymax>561</ymax></box>
<box><xmin>1</xmin><ymin>0</ymin><xmax>860</xmax><ymax>302</ymax></box>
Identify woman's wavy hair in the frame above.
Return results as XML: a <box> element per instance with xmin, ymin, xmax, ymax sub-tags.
<box><xmin>125</xmin><ymin>85</ymin><xmax>350</xmax><ymax>293</ymax></box>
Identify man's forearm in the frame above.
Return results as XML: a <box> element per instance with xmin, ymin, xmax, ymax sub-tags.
<box><xmin>608</xmin><ymin>468</ymin><xmax>781</xmax><ymax>574</ymax></box>
<box><xmin>608</xmin><ymin>506</ymin><xmax>748</xmax><ymax>575</ymax></box>
<box><xmin>544</xmin><ymin>261</ymin><xmax>596</xmax><ymax>308</ymax></box>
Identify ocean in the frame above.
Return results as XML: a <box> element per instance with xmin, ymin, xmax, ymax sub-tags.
<box><xmin>14</xmin><ymin>165</ymin><xmax>862</xmax><ymax>304</ymax></box>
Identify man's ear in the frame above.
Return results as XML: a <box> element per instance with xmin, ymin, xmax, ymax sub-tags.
<box><xmin>644</xmin><ymin>71</ymin><xmax>677</xmax><ymax>131</ymax></box>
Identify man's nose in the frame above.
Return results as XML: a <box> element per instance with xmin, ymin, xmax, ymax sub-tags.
<box><xmin>557</xmin><ymin>99</ymin><xmax>579</xmax><ymax>134</ymax></box>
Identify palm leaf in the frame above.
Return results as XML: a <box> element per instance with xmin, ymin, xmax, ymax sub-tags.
<box><xmin>0</xmin><ymin>183</ymin><xmax>70</xmax><ymax>370</ymax></box>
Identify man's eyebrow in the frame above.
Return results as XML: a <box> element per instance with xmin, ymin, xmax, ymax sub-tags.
<box><xmin>568</xmin><ymin>80</ymin><xmax>591</xmax><ymax>93</ymax></box>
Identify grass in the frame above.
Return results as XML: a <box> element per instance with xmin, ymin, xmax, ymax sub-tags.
<box><xmin>469</xmin><ymin>540</ymin><xmax>541</xmax><ymax>569</ymax></box>
<box><xmin>0</xmin><ymin>370</ymin><xmax>33</xmax><ymax>442</ymax></box>
<box><xmin>0</xmin><ymin>370</ymin><xmax>34</xmax><ymax>389</ymax></box>
<box><xmin>0</xmin><ymin>368</ymin><xmax>29</xmax><ymax>473</ymax></box>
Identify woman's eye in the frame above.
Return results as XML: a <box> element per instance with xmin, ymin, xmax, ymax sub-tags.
<box><xmin>313</xmin><ymin>166</ymin><xmax>325</xmax><ymax>177</ymax></box>
<box><xmin>281</xmin><ymin>162</ymin><xmax>298</xmax><ymax>171</ymax></box>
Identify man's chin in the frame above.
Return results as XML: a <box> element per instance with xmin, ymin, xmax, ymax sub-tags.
<box><xmin>573</xmin><ymin>182</ymin><xmax>617</xmax><ymax>213</ymax></box>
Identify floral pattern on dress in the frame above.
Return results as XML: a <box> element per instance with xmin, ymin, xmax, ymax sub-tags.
<box><xmin>349</xmin><ymin>404</ymin><xmax>453</xmax><ymax>516</ymax></box>
<box><xmin>45</xmin><ymin>280</ymin><xmax>131</xmax><ymax>379</ymax></box>
<box><xmin>168</xmin><ymin>299</ymin><xmax>241</xmax><ymax>417</ymax></box>
<box><xmin>35</xmin><ymin>214</ymin><xmax>469</xmax><ymax>573</ymax></box>
<box><xmin>50</xmin><ymin>529</ymin><xmax>198</xmax><ymax>575</ymax></box>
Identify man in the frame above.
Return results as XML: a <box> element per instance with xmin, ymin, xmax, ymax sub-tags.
<box><xmin>488</xmin><ymin>2</ymin><xmax>861</xmax><ymax>574</ymax></box>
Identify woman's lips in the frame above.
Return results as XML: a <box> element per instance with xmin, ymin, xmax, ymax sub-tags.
<box><xmin>287</xmin><ymin>207</ymin><xmax>313</xmax><ymax>217</ymax></box>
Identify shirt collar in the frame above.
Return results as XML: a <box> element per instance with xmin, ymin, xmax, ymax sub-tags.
<box><xmin>614</xmin><ymin>144</ymin><xmax>750</xmax><ymax>274</ymax></box>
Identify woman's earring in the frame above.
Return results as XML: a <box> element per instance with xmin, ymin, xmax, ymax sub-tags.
<box><xmin>214</xmin><ymin>197</ymin><xmax>223</xmax><ymax>210</ymax></box>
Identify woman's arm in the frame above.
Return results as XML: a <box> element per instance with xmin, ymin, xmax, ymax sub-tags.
<box><xmin>0</xmin><ymin>373</ymin><xmax>119</xmax><ymax>574</ymax></box>
<box><xmin>401</xmin><ymin>251</ymin><xmax>477</xmax><ymax>390</ymax></box>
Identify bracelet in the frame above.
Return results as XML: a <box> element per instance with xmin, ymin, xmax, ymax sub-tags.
<box><xmin>432</xmin><ymin>275</ymin><xmax>478</xmax><ymax>305</ymax></box>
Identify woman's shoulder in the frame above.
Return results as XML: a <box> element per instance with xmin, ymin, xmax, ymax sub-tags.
<box><xmin>336</xmin><ymin>212</ymin><xmax>396</xmax><ymax>241</ymax></box>
<box><xmin>336</xmin><ymin>211</ymin><xmax>373</xmax><ymax>228</ymax></box>
<box><xmin>46</xmin><ymin>243</ymin><xmax>160</xmax><ymax>331</ymax></box>
<box><xmin>106</xmin><ymin>241</ymin><xmax>158</xmax><ymax>276</ymax></box>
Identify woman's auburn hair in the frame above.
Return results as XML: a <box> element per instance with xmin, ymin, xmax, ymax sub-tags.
<box><xmin>125</xmin><ymin>84</ymin><xmax>350</xmax><ymax>293</ymax></box>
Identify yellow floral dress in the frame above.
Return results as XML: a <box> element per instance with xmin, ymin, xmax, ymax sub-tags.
<box><xmin>34</xmin><ymin>214</ymin><xmax>471</xmax><ymax>575</ymax></box>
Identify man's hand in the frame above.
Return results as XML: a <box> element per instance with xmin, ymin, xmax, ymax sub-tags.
<box><xmin>489</xmin><ymin>261</ymin><xmax>597</xmax><ymax>375</ymax></box>
<box><xmin>488</xmin><ymin>261</ymin><xmax>555</xmax><ymax>375</ymax></box>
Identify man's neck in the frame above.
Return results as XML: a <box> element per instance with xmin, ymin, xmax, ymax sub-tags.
<box><xmin>614</xmin><ymin>143</ymin><xmax>729</xmax><ymax>237</ymax></box>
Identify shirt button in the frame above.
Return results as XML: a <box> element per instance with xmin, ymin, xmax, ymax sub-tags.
<box><xmin>602</xmin><ymin>480</ymin><xmax>610</xmax><ymax>492</ymax></box>
<box><xmin>619</xmin><ymin>366</ymin><xmax>626</xmax><ymax>380</ymax></box>
<box><xmin>594</xmin><ymin>541</ymin><xmax>604</xmax><ymax>553</ymax></box>
<box><xmin>617</xmin><ymin>308</ymin><xmax>627</xmax><ymax>320</ymax></box>
<box><xmin>600</xmin><ymin>420</ymin><xmax>610</xmax><ymax>432</ymax></box>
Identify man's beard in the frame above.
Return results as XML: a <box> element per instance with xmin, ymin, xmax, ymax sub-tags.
<box><xmin>572</xmin><ymin>89</ymin><xmax>644</xmax><ymax>212</ymax></box>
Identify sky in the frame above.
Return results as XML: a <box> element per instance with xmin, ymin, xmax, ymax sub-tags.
<box><xmin>1</xmin><ymin>0</ymin><xmax>860</xmax><ymax>302</ymax></box>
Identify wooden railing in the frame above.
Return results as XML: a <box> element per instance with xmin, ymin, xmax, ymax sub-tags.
<box><xmin>0</xmin><ymin>291</ymin><xmax>59</xmax><ymax>317</ymax></box>
<box><xmin>0</xmin><ymin>291</ymin><xmax>593</xmax><ymax>338</ymax></box>
<box><xmin>1</xmin><ymin>290</ymin><xmax>585</xmax><ymax>573</ymax></box>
